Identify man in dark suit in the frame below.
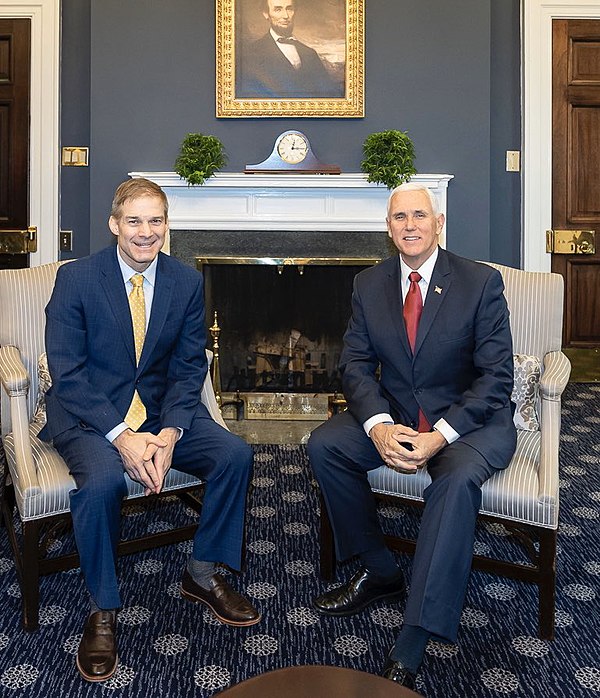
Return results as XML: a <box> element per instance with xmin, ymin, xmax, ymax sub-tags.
<box><xmin>41</xmin><ymin>178</ymin><xmax>260</xmax><ymax>683</ymax></box>
<box><xmin>307</xmin><ymin>183</ymin><xmax>517</xmax><ymax>688</ymax></box>
<box><xmin>238</xmin><ymin>0</ymin><xmax>343</xmax><ymax>98</ymax></box>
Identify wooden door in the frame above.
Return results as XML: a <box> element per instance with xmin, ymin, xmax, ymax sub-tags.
<box><xmin>552</xmin><ymin>20</ymin><xmax>600</xmax><ymax>356</ymax></box>
<box><xmin>0</xmin><ymin>19</ymin><xmax>30</xmax><ymax>269</ymax></box>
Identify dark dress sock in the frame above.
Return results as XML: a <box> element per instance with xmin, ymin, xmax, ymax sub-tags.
<box><xmin>390</xmin><ymin>624</ymin><xmax>431</xmax><ymax>673</ymax></box>
<box><xmin>187</xmin><ymin>558</ymin><xmax>217</xmax><ymax>590</ymax></box>
<box><xmin>359</xmin><ymin>546</ymin><xmax>400</xmax><ymax>580</ymax></box>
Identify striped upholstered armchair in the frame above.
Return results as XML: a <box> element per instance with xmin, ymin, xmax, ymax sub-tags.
<box><xmin>0</xmin><ymin>261</ymin><xmax>225</xmax><ymax>630</ymax></box>
<box><xmin>319</xmin><ymin>263</ymin><xmax>571</xmax><ymax>640</ymax></box>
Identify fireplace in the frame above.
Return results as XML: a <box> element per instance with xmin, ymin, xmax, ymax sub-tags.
<box><xmin>130</xmin><ymin>172</ymin><xmax>453</xmax><ymax>423</ymax></box>
<box><xmin>199</xmin><ymin>256</ymin><xmax>379</xmax><ymax>418</ymax></box>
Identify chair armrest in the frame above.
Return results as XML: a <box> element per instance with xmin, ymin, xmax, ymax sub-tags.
<box><xmin>539</xmin><ymin>351</ymin><xmax>571</xmax><ymax>401</ymax></box>
<box><xmin>537</xmin><ymin>351</ymin><xmax>571</xmax><ymax>507</ymax></box>
<box><xmin>0</xmin><ymin>344</ymin><xmax>30</xmax><ymax>395</ymax></box>
<box><xmin>0</xmin><ymin>345</ymin><xmax>41</xmax><ymax>496</ymax></box>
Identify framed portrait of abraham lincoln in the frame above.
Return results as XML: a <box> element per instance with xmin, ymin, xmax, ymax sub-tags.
<box><xmin>216</xmin><ymin>0</ymin><xmax>364</xmax><ymax>118</ymax></box>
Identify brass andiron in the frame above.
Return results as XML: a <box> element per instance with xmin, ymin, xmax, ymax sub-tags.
<box><xmin>209</xmin><ymin>311</ymin><xmax>222</xmax><ymax>407</ymax></box>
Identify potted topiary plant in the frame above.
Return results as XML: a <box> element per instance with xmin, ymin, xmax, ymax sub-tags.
<box><xmin>360</xmin><ymin>130</ymin><xmax>417</xmax><ymax>189</ymax></box>
<box><xmin>174</xmin><ymin>132</ymin><xmax>227</xmax><ymax>185</ymax></box>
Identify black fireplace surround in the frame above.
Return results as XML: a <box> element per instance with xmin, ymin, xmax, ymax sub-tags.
<box><xmin>171</xmin><ymin>229</ymin><xmax>391</xmax><ymax>396</ymax></box>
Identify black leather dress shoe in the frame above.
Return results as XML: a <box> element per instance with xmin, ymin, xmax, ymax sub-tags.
<box><xmin>382</xmin><ymin>656</ymin><xmax>417</xmax><ymax>689</ymax></box>
<box><xmin>76</xmin><ymin>611</ymin><xmax>118</xmax><ymax>682</ymax></box>
<box><xmin>181</xmin><ymin>570</ymin><xmax>261</xmax><ymax>626</ymax></box>
<box><xmin>312</xmin><ymin>567</ymin><xmax>405</xmax><ymax>616</ymax></box>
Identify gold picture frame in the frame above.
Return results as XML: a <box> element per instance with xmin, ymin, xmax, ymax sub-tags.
<box><xmin>216</xmin><ymin>0</ymin><xmax>364</xmax><ymax>118</ymax></box>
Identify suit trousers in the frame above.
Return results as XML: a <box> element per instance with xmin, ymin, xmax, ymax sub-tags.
<box><xmin>307</xmin><ymin>410</ymin><xmax>498</xmax><ymax>642</ymax></box>
<box><xmin>53</xmin><ymin>412</ymin><xmax>253</xmax><ymax>610</ymax></box>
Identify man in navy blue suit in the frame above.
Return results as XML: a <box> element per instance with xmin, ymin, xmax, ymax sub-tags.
<box><xmin>307</xmin><ymin>183</ymin><xmax>517</xmax><ymax>688</ymax></box>
<box><xmin>238</xmin><ymin>0</ymin><xmax>343</xmax><ymax>99</ymax></box>
<box><xmin>41</xmin><ymin>178</ymin><xmax>260</xmax><ymax>683</ymax></box>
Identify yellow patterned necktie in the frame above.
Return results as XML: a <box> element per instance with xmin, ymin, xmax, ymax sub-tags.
<box><xmin>124</xmin><ymin>273</ymin><xmax>147</xmax><ymax>430</ymax></box>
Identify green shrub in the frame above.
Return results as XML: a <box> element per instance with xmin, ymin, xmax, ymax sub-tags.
<box><xmin>174</xmin><ymin>133</ymin><xmax>226</xmax><ymax>185</ymax></box>
<box><xmin>361</xmin><ymin>130</ymin><xmax>417</xmax><ymax>189</ymax></box>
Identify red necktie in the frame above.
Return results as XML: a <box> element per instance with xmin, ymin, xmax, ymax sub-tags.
<box><xmin>403</xmin><ymin>271</ymin><xmax>431</xmax><ymax>432</ymax></box>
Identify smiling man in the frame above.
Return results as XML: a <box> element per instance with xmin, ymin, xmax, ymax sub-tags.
<box><xmin>307</xmin><ymin>183</ymin><xmax>517</xmax><ymax>688</ymax></box>
<box><xmin>238</xmin><ymin>0</ymin><xmax>342</xmax><ymax>98</ymax></box>
<box><xmin>41</xmin><ymin>178</ymin><xmax>260</xmax><ymax>683</ymax></box>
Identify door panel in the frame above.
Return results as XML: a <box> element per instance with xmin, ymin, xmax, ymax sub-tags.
<box><xmin>552</xmin><ymin>20</ymin><xmax>600</xmax><ymax>351</ymax></box>
<box><xmin>0</xmin><ymin>19</ymin><xmax>30</xmax><ymax>269</ymax></box>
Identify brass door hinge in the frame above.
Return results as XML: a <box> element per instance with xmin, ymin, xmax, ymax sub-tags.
<box><xmin>546</xmin><ymin>229</ymin><xmax>595</xmax><ymax>254</ymax></box>
<box><xmin>0</xmin><ymin>226</ymin><xmax>38</xmax><ymax>254</ymax></box>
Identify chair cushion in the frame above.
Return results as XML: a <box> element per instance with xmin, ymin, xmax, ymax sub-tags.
<box><xmin>512</xmin><ymin>354</ymin><xmax>541</xmax><ymax>431</ymax></box>
<box><xmin>3</xmin><ymin>422</ymin><xmax>203</xmax><ymax>521</ymax></box>
<box><xmin>33</xmin><ymin>352</ymin><xmax>51</xmax><ymax>426</ymax></box>
<box><xmin>368</xmin><ymin>429</ymin><xmax>557</xmax><ymax>528</ymax></box>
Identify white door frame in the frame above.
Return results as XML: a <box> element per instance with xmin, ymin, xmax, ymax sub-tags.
<box><xmin>523</xmin><ymin>0</ymin><xmax>600</xmax><ymax>271</ymax></box>
<box><xmin>0</xmin><ymin>1</ymin><xmax>60</xmax><ymax>265</ymax></box>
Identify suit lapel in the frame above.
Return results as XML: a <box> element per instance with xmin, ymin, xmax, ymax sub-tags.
<box><xmin>414</xmin><ymin>248</ymin><xmax>452</xmax><ymax>357</ymax></box>
<box><xmin>99</xmin><ymin>248</ymin><xmax>137</xmax><ymax>366</ymax></box>
<box><xmin>138</xmin><ymin>253</ymin><xmax>173</xmax><ymax>372</ymax></box>
<box><xmin>383</xmin><ymin>256</ymin><xmax>413</xmax><ymax>359</ymax></box>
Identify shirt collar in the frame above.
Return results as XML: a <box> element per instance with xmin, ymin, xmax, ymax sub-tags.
<box><xmin>270</xmin><ymin>28</ymin><xmax>297</xmax><ymax>42</ymax></box>
<box><xmin>116</xmin><ymin>246</ymin><xmax>158</xmax><ymax>288</ymax></box>
<box><xmin>399</xmin><ymin>246</ymin><xmax>439</xmax><ymax>286</ymax></box>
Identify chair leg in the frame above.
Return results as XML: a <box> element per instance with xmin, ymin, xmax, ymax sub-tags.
<box><xmin>319</xmin><ymin>495</ymin><xmax>336</xmax><ymax>581</ymax></box>
<box><xmin>22</xmin><ymin>520</ymin><xmax>41</xmax><ymax>631</ymax></box>
<box><xmin>538</xmin><ymin>528</ymin><xmax>557</xmax><ymax>641</ymax></box>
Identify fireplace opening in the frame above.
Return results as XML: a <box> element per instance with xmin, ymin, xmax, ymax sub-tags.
<box><xmin>199</xmin><ymin>257</ymin><xmax>379</xmax><ymax>415</ymax></box>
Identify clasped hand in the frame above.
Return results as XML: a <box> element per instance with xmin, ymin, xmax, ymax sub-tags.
<box><xmin>369</xmin><ymin>423</ymin><xmax>447</xmax><ymax>474</ymax></box>
<box><xmin>113</xmin><ymin>427</ymin><xmax>179</xmax><ymax>496</ymax></box>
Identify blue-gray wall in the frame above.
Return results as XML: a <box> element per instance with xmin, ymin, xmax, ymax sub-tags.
<box><xmin>60</xmin><ymin>0</ymin><xmax>521</xmax><ymax>266</ymax></box>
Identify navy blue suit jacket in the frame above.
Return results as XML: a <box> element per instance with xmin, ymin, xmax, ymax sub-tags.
<box><xmin>238</xmin><ymin>32</ymin><xmax>342</xmax><ymax>98</ymax></box>
<box><xmin>40</xmin><ymin>246</ymin><xmax>209</xmax><ymax>441</ymax></box>
<box><xmin>340</xmin><ymin>248</ymin><xmax>517</xmax><ymax>469</ymax></box>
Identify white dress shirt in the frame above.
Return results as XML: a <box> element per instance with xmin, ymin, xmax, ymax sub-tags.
<box><xmin>363</xmin><ymin>247</ymin><xmax>460</xmax><ymax>445</ymax></box>
<box><xmin>271</xmin><ymin>28</ymin><xmax>301</xmax><ymax>68</ymax></box>
<box><xmin>105</xmin><ymin>249</ymin><xmax>158</xmax><ymax>442</ymax></box>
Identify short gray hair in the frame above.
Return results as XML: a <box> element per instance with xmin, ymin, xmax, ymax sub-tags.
<box><xmin>387</xmin><ymin>183</ymin><xmax>440</xmax><ymax>217</ymax></box>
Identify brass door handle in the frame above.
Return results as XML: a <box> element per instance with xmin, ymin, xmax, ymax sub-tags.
<box><xmin>0</xmin><ymin>226</ymin><xmax>37</xmax><ymax>254</ymax></box>
<box><xmin>546</xmin><ymin>229</ymin><xmax>595</xmax><ymax>254</ymax></box>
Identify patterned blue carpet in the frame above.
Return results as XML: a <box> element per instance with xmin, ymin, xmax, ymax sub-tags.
<box><xmin>0</xmin><ymin>383</ymin><xmax>599</xmax><ymax>697</ymax></box>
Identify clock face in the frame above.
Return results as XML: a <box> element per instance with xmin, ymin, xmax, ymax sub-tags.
<box><xmin>277</xmin><ymin>132</ymin><xmax>309</xmax><ymax>164</ymax></box>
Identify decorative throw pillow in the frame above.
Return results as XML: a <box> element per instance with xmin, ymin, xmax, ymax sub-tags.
<box><xmin>33</xmin><ymin>352</ymin><xmax>52</xmax><ymax>425</ymax></box>
<box><xmin>512</xmin><ymin>354</ymin><xmax>541</xmax><ymax>431</ymax></box>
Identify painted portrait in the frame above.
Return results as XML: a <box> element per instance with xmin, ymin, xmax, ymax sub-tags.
<box><xmin>216</xmin><ymin>0</ymin><xmax>364</xmax><ymax>117</ymax></box>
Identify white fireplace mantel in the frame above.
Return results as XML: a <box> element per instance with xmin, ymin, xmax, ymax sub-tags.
<box><xmin>131</xmin><ymin>172</ymin><xmax>454</xmax><ymax>250</ymax></box>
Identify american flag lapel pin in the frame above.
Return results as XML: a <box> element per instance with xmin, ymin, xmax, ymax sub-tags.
<box><xmin>434</xmin><ymin>286</ymin><xmax>442</xmax><ymax>294</ymax></box>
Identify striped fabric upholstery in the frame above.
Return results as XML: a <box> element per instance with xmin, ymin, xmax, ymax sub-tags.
<box><xmin>368</xmin><ymin>263</ymin><xmax>570</xmax><ymax>531</ymax></box>
<box><xmin>0</xmin><ymin>262</ymin><xmax>224</xmax><ymax>522</ymax></box>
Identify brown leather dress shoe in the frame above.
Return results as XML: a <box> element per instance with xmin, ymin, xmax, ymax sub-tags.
<box><xmin>181</xmin><ymin>570</ymin><xmax>261</xmax><ymax>626</ymax></box>
<box><xmin>76</xmin><ymin>611</ymin><xmax>118</xmax><ymax>682</ymax></box>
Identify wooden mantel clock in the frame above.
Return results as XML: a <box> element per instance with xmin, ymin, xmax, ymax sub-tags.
<box><xmin>245</xmin><ymin>130</ymin><xmax>341</xmax><ymax>174</ymax></box>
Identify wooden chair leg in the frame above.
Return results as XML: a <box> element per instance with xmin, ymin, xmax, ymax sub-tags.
<box><xmin>538</xmin><ymin>528</ymin><xmax>557</xmax><ymax>640</ymax></box>
<box><xmin>22</xmin><ymin>520</ymin><xmax>41</xmax><ymax>631</ymax></box>
<box><xmin>319</xmin><ymin>495</ymin><xmax>336</xmax><ymax>581</ymax></box>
